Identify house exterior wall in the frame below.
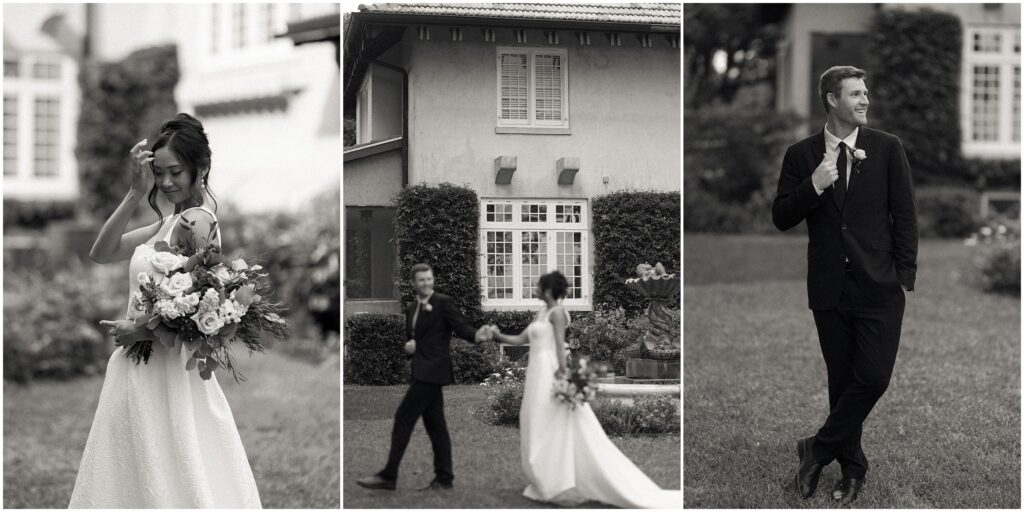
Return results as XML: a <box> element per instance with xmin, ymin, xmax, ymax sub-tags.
<box><xmin>401</xmin><ymin>29</ymin><xmax>680</xmax><ymax>196</ymax></box>
<box><xmin>343</xmin><ymin>150</ymin><xmax>403</xmax><ymax>206</ymax></box>
<box><xmin>775</xmin><ymin>4</ymin><xmax>875</xmax><ymax>120</ymax></box>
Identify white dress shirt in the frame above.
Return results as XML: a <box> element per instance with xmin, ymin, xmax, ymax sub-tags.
<box><xmin>814</xmin><ymin>125</ymin><xmax>859</xmax><ymax>195</ymax></box>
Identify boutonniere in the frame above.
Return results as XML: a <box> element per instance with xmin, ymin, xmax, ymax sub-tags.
<box><xmin>422</xmin><ymin>301</ymin><xmax>433</xmax><ymax>313</ymax></box>
<box><xmin>849</xmin><ymin>146</ymin><xmax>867</xmax><ymax>174</ymax></box>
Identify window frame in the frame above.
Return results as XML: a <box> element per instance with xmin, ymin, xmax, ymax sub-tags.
<box><xmin>479</xmin><ymin>198</ymin><xmax>590</xmax><ymax>309</ymax></box>
<box><xmin>962</xmin><ymin>25</ymin><xmax>1021</xmax><ymax>157</ymax></box>
<box><xmin>495</xmin><ymin>46</ymin><xmax>570</xmax><ymax>133</ymax></box>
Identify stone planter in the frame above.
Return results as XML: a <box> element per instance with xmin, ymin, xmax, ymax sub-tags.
<box><xmin>624</xmin><ymin>275</ymin><xmax>680</xmax><ymax>380</ymax></box>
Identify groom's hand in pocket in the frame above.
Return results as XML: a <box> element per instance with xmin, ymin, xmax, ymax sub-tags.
<box><xmin>404</xmin><ymin>339</ymin><xmax>416</xmax><ymax>355</ymax></box>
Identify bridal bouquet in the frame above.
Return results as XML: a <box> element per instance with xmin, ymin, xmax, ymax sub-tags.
<box><xmin>553</xmin><ymin>356</ymin><xmax>602</xmax><ymax>410</ymax></box>
<box><xmin>111</xmin><ymin>242</ymin><xmax>289</xmax><ymax>382</ymax></box>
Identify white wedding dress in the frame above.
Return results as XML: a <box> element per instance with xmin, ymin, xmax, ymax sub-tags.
<box><xmin>69</xmin><ymin>208</ymin><xmax>261</xmax><ymax>508</ymax></box>
<box><xmin>519</xmin><ymin>307</ymin><xmax>680</xmax><ymax>508</ymax></box>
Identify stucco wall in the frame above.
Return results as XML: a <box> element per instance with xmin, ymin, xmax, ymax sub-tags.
<box><xmin>343</xmin><ymin>149</ymin><xmax>403</xmax><ymax>206</ymax></box>
<box><xmin>401</xmin><ymin>29</ymin><xmax>680</xmax><ymax>198</ymax></box>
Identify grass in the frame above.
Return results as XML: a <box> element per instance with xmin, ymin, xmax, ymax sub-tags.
<box><xmin>343</xmin><ymin>384</ymin><xmax>680</xmax><ymax>508</ymax></box>
<box><xmin>683</xmin><ymin>233</ymin><xmax>1020</xmax><ymax>508</ymax></box>
<box><xmin>3</xmin><ymin>350</ymin><xmax>340</xmax><ymax>508</ymax></box>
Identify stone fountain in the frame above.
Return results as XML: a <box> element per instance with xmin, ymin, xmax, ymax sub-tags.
<box><xmin>622</xmin><ymin>262</ymin><xmax>680</xmax><ymax>381</ymax></box>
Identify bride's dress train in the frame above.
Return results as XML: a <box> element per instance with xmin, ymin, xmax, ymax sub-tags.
<box><xmin>519</xmin><ymin>308</ymin><xmax>680</xmax><ymax>508</ymax></box>
<box><xmin>69</xmin><ymin>208</ymin><xmax>261</xmax><ymax>508</ymax></box>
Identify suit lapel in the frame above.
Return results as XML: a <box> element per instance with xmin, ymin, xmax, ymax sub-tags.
<box><xmin>407</xmin><ymin>302</ymin><xmax>415</xmax><ymax>337</ymax></box>
<box><xmin>846</xmin><ymin>128</ymin><xmax>869</xmax><ymax>197</ymax></box>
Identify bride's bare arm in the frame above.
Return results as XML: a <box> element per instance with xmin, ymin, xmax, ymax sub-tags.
<box><xmin>494</xmin><ymin>328</ymin><xmax>529</xmax><ymax>346</ymax></box>
<box><xmin>90</xmin><ymin>139</ymin><xmax>161</xmax><ymax>263</ymax></box>
<box><xmin>550</xmin><ymin>306</ymin><xmax>568</xmax><ymax>371</ymax></box>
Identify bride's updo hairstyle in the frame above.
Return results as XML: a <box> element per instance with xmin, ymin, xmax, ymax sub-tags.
<box><xmin>538</xmin><ymin>271</ymin><xmax>569</xmax><ymax>300</ymax></box>
<box><xmin>147</xmin><ymin>113</ymin><xmax>217</xmax><ymax>220</ymax></box>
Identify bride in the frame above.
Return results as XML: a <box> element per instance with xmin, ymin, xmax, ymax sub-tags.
<box><xmin>492</xmin><ymin>271</ymin><xmax>680</xmax><ymax>509</ymax></box>
<box><xmin>69</xmin><ymin>114</ymin><xmax>261</xmax><ymax>508</ymax></box>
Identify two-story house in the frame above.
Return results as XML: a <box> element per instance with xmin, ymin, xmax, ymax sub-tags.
<box><xmin>344</xmin><ymin>3</ymin><xmax>681</xmax><ymax>314</ymax></box>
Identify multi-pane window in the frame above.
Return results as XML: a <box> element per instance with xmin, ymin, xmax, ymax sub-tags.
<box><xmin>496</xmin><ymin>47</ymin><xmax>568</xmax><ymax>129</ymax></box>
<box><xmin>264</xmin><ymin>4</ymin><xmax>276</xmax><ymax>42</ymax></box>
<box><xmin>4</xmin><ymin>96</ymin><xmax>17</xmax><ymax>176</ymax></box>
<box><xmin>963</xmin><ymin>26</ymin><xmax>1021</xmax><ymax>155</ymax></box>
<box><xmin>31</xmin><ymin>57</ymin><xmax>60</xmax><ymax>80</ymax></box>
<box><xmin>33</xmin><ymin>97</ymin><xmax>60</xmax><ymax>177</ymax></box>
<box><xmin>480</xmin><ymin>199</ymin><xmax>588</xmax><ymax>306</ymax></box>
<box><xmin>971</xmin><ymin>65</ymin><xmax>1000</xmax><ymax>142</ymax></box>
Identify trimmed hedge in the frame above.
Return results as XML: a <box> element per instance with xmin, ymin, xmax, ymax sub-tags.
<box><xmin>394</xmin><ymin>183</ymin><xmax>480</xmax><ymax>312</ymax></box>
<box><xmin>77</xmin><ymin>44</ymin><xmax>180</xmax><ymax>222</ymax></box>
<box><xmin>3</xmin><ymin>200</ymin><xmax>76</xmax><ymax>229</ymax></box>
<box><xmin>592</xmin><ymin>191</ymin><xmax>681</xmax><ymax>312</ymax></box>
<box><xmin>963</xmin><ymin>158</ymin><xmax>1022</xmax><ymax>190</ymax></box>
<box><xmin>343</xmin><ymin>313</ymin><xmax>409</xmax><ymax>385</ymax></box>
<box><xmin>868</xmin><ymin>9</ymin><xmax>962</xmax><ymax>184</ymax></box>
<box><xmin>916</xmin><ymin>187</ymin><xmax>981</xmax><ymax>239</ymax></box>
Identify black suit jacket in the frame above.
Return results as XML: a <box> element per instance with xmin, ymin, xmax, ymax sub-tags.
<box><xmin>405</xmin><ymin>293</ymin><xmax>478</xmax><ymax>385</ymax></box>
<box><xmin>772</xmin><ymin>127</ymin><xmax>918</xmax><ymax>310</ymax></box>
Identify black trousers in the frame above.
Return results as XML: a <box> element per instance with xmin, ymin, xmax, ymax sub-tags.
<box><xmin>810</xmin><ymin>270</ymin><xmax>905</xmax><ymax>478</ymax></box>
<box><xmin>378</xmin><ymin>380</ymin><xmax>453</xmax><ymax>483</ymax></box>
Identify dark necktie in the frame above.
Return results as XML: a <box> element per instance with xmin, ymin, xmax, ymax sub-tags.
<box><xmin>836</xmin><ymin>141</ymin><xmax>848</xmax><ymax>209</ymax></box>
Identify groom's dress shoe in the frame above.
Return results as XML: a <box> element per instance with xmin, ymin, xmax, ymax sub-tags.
<box><xmin>418</xmin><ymin>479</ymin><xmax>454</xmax><ymax>491</ymax></box>
<box><xmin>795</xmin><ymin>436</ymin><xmax>825</xmax><ymax>499</ymax></box>
<box><xmin>356</xmin><ymin>475</ymin><xmax>396</xmax><ymax>490</ymax></box>
<box><xmin>832</xmin><ymin>476</ymin><xmax>864</xmax><ymax>504</ymax></box>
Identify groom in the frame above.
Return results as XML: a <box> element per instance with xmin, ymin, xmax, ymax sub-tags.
<box><xmin>357</xmin><ymin>263</ymin><xmax>494</xmax><ymax>491</ymax></box>
<box><xmin>772</xmin><ymin>66</ymin><xmax>917</xmax><ymax>503</ymax></box>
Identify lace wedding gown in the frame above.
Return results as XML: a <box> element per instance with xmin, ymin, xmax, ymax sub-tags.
<box><xmin>69</xmin><ymin>207</ymin><xmax>261</xmax><ymax>508</ymax></box>
<box><xmin>519</xmin><ymin>308</ymin><xmax>680</xmax><ymax>508</ymax></box>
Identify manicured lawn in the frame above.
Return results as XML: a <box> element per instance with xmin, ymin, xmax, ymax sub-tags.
<box><xmin>3</xmin><ymin>350</ymin><xmax>340</xmax><ymax>508</ymax></box>
<box><xmin>683</xmin><ymin>234</ymin><xmax>1020</xmax><ymax>508</ymax></box>
<box><xmin>343</xmin><ymin>384</ymin><xmax>680</xmax><ymax>508</ymax></box>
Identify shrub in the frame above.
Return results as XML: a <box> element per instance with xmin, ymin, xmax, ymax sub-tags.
<box><xmin>592</xmin><ymin>395</ymin><xmax>680</xmax><ymax>436</ymax></box>
<box><xmin>2</xmin><ymin>200</ymin><xmax>76</xmax><ymax>229</ymax></box>
<box><xmin>568</xmin><ymin>307</ymin><xmax>635</xmax><ymax>374</ymax></box>
<box><xmin>450</xmin><ymin>339</ymin><xmax>498</xmax><ymax>384</ymax></box>
<box><xmin>3</xmin><ymin>262</ymin><xmax>123</xmax><ymax>382</ymax></box>
<box><xmin>916</xmin><ymin>187</ymin><xmax>981</xmax><ymax>239</ymax></box>
<box><xmin>868</xmin><ymin>9</ymin><xmax>962</xmax><ymax>184</ymax></box>
<box><xmin>394</xmin><ymin>183</ymin><xmax>480</xmax><ymax>312</ymax></box>
<box><xmin>978</xmin><ymin>243</ymin><xmax>1020</xmax><ymax>296</ymax></box>
<box><xmin>963</xmin><ymin>158</ymin><xmax>1022</xmax><ymax>190</ymax></box>
<box><xmin>344</xmin><ymin>312</ymin><xmax>500</xmax><ymax>385</ymax></box>
<box><xmin>478</xmin><ymin>382</ymin><xmax>524</xmax><ymax>426</ymax></box>
<box><xmin>481</xmin><ymin>358</ymin><xmax>527</xmax><ymax>387</ymax></box>
<box><xmin>592</xmin><ymin>191</ymin><xmax>681</xmax><ymax>313</ymax></box>
<box><xmin>77</xmin><ymin>44</ymin><xmax>179</xmax><ymax>221</ymax></box>
<box><xmin>343</xmin><ymin>313</ymin><xmax>408</xmax><ymax>385</ymax></box>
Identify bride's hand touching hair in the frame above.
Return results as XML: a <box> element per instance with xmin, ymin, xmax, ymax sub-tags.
<box><xmin>127</xmin><ymin>139</ymin><xmax>155</xmax><ymax>200</ymax></box>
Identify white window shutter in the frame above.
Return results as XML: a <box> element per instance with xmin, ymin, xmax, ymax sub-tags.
<box><xmin>534</xmin><ymin>53</ymin><xmax>563</xmax><ymax>122</ymax></box>
<box><xmin>499</xmin><ymin>52</ymin><xmax>529</xmax><ymax>122</ymax></box>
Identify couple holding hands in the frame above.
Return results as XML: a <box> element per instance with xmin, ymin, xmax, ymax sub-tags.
<box><xmin>356</xmin><ymin>263</ymin><xmax>679</xmax><ymax>508</ymax></box>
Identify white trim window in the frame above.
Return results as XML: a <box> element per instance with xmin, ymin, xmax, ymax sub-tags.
<box><xmin>496</xmin><ymin>47</ymin><xmax>569</xmax><ymax>130</ymax></box>
<box><xmin>480</xmin><ymin>198</ymin><xmax>589</xmax><ymax>308</ymax></box>
<box><xmin>962</xmin><ymin>26</ymin><xmax>1021</xmax><ymax>157</ymax></box>
<box><xmin>32</xmin><ymin>96</ymin><xmax>60</xmax><ymax>178</ymax></box>
<box><xmin>4</xmin><ymin>95</ymin><xmax>17</xmax><ymax>176</ymax></box>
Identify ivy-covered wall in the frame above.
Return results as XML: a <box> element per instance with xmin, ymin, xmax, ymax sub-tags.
<box><xmin>867</xmin><ymin>9</ymin><xmax>962</xmax><ymax>184</ymax></box>
<box><xmin>592</xmin><ymin>191</ymin><xmax>681</xmax><ymax>313</ymax></box>
<box><xmin>393</xmin><ymin>183</ymin><xmax>481</xmax><ymax>311</ymax></box>
<box><xmin>76</xmin><ymin>44</ymin><xmax>179</xmax><ymax>221</ymax></box>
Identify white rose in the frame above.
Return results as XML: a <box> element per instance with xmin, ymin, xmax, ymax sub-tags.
<box><xmin>159</xmin><ymin>272</ymin><xmax>194</xmax><ymax>297</ymax></box>
<box><xmin>148</xmin><ymin>251</ymin><xmax>187</xmax><ymax>274</ymax></box>
<box><xmin>853</xmin><ymin>149</ymin><xmax>867</xmax><ymax>160</ymax></box>
<box><xmin>180</xmin><ymin>292</ymin><xmax>201</xmax><ymax>308</ymax></box>
<box><xmin>229</xmin><ymin>259</ymin><xmax>249</xmax><ymax>271</ymax></box>
<box><xmin>192</xmin><ymin>310</ymin><xmax>225</xmax><ymax>335</ymax></box>
<box><xmin>212</xmin><ymin>265</ymin><xmax>234</xmax><ymax>285</ymax></box>
<box><xmin>155</xmin><ymin>299</ymin><xmax>182</xmax><ymax>320</ymax></box>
